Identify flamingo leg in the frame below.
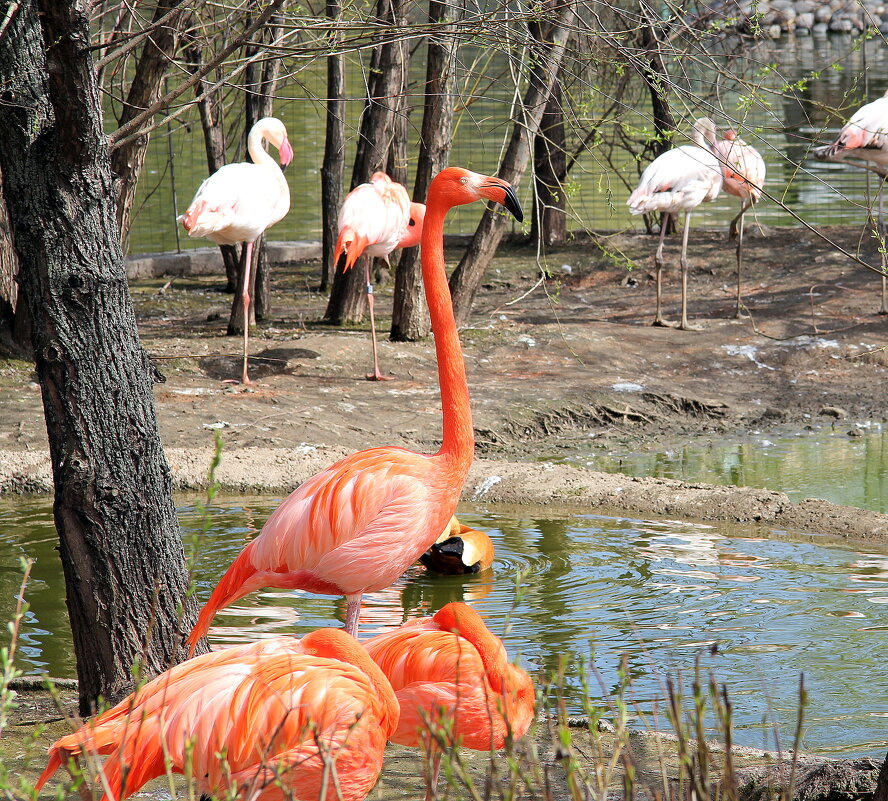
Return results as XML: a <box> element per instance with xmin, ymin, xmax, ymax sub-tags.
<box><xmin>652</xmin><ymin>213</ymin><xmax>675</xmax><ymax>328</ymax></box>
<box><xmin>732</xmin><ymin>201</ymin><xmax>751</xmax><ymax>319</ymax></box>
<box><xmin>344</xmin><ymin>593</ymin><xmax>363</xmax><ymax>637</ymax></box>
<box><xmin>878</xmin><ymin>178</ymin><xmax>888</xmax><ymax>315</ymax></box>
<box><xmin>424</xmin><ymin>750</ymin><xmax>442</xmax><ymax>801</ymax></box>
<box><xmin>241</xmin><ymin>241</ymin><xmax>254</xmax><ymax>384</ymax></box>
<box><xmin>365</xmin><ymin>259</ymin><xmax>393</xmax><ymax>381</ymax></box>
<box><xmin>677</xmin><ymin>211</ymin><xmax>701</xmax><ymax>331</ymax></box>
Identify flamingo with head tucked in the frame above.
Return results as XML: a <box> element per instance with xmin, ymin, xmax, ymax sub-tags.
<box><xmin>364</xmin><ymin>602</ymin><xmax>535</xmax><ymax>801</ymax></box>
<box><xmin>179</xmin><ymin>117</ymin><xmax>293</xmax><ymax>384</ymax></box>
<box><xmin>420</xmin><ymin>515</ymin><xmax>494</xmax><ymax>574</ymax></box>
<box><xmin>186</xmin><ymin>167</ymin><xmax>522</xmax><ymax>650</ymax></box>
<box><xmin>334</xmin><ymin>172</ymin><xmax>425</xmax><ymax>380</ymax></box>
<box><xmin>35</xmin><ymin>629</ymin><xmax>398</xmax><ymax>801</ymax></box>
<box><xmin>710</xmin><ymin>129</ymin><xmax>766</xmax><ymax>317</ymax></box>
<box><xmin>628</xmin><ymin>117</ymin><xmax>723</xmax><ymax>330</ymax></box>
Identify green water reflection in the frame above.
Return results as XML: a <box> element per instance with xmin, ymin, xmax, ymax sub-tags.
<box><xmin>2</xmin><ymin>496</ymin><xmax>887</xmax><ymax>758</ymax></box>
<box><xmin>568</xmin><ymin>423</ymin><xmax>888</xmax><ymax>513</ymax></box>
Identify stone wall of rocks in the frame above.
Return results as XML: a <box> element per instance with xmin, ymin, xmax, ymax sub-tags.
<box><xmin>719</xmin><ymin>0</ymin><xmax>888</xmax><ymax>37</ymax></box>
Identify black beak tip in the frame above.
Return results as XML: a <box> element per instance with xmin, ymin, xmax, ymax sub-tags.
<box><xmin>503</xmin><ymin>186</ymin><xmax>523</xmax><ymax>222</ymax></box>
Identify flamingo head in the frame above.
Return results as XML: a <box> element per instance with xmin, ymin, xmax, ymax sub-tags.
<box><xmin>432</xmin><ymin>167</ymin><xmax>524</xmax><ymax>222</ymax></box>
<box><xmin>691</xmin><ymin>117</ymin><xmax>718</xmax><ymax>148</ymax></box>
<box><xmin>398</xmin><ymin>202</ymin><xmax>426</xmax><ymax>249</ymax></box>
<box><xmin>256</xmin><ymin>117</ymin><xmax>294</xmax><ymax>167</ymax></box>
<box><xmin>725</xmin><ymin>130</ymin><xmax>738</xmax><ymax>141</ymax></box>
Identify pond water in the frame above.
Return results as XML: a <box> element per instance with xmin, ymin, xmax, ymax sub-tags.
<box><xmin>130</xmin><ymin>34</ymin><xmax>888</xmax><ymax>255</ymax></box>
<box><xmin>556</xmin><ymin>422</ymin><xmax>888</xmax><ymax>513</ymax></box>
<box><xmin>3</xmin><ymin>492</ymin><xmax>887</xmax><ymax>759</ymax></box>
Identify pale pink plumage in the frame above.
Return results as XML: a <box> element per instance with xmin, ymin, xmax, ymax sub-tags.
<box><xmin>35</xmin><ymin>629</ymin><xmax>398</xmax><ymax>801</ymax></box>
<box><xmin>334</xmin><ymin>172</ymin><xmax>426</xmax><ymax>381</ymax></box>
<box><xmin>710</xmin><ymin>129</ymin><xmax>767</xmax><ymax>316</ymax></box>
<box><xmin>186</xmin><ymin>168</ymin><xmax>523</xmax><ymax>650</ymax></box>
<box><xmin>364</xmin><ymin>603</ymin><xmax>534</xmax><ymax>798</ymax></box>
<box><xmin>818</xmin><ymin>89</ymin><xmax>888</xmax><ymax>169</ymax></box>
<box><xmin>179</xmin><ymin>117</ymin><xmax>293</xmax><ymax>383</ymax></box>
<box><xmin>628</xmin><ymin>118</ymin><xmax>722</xmax><ymax>330</ymax></box>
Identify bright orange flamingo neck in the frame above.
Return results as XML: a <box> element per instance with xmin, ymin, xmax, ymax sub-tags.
<box><xmin>433</xmin><ymin>602</ymin><xmax>507</xmax><ymax>690</ymax></box>
<box><xmin>422</xmin><ymin>183</ymin><xmax>473</xmax><ymax>472</ymax></box>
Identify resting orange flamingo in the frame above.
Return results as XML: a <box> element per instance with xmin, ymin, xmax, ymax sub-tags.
<box><xmin>35</xmin><ymin>629</ymin><xmax>398</xmax><ymax>801</ymax></box>
<box><xmin>334</xmin><ymin>172</ymin><xmax>425</xmax><ymax>380</ymax></box>
<box><xmin>420</xmin><ymin>515</ymin><xmax>495</xmax><ymax>574</ymax></box>
<box><xmin>364</xmin><ymin>602</ymin><xmax>535</xmax><ymax>799</ymax></box>
<box><xmin>628</xmin><ymin>118</ymin><xmax>723</xmax><ymax>330</ymax></box>
<box><xmin>179</xmin><ymin>117</ymin><xmax>293</xmax><ymax>384</ymax></box>
<box><xmin>813</xmin><ymin>90</ymin><xmax>888</xmax><ymax>313</ymax></box>
<box><xmin>710</xmin><ymin>129</ymin><xmax>766</xmax><ymax>317</ymax></box>
<box><xmin>186</xmin><ymin>167</ymin><xmax>522</xmax><ymax>649</ymax></box>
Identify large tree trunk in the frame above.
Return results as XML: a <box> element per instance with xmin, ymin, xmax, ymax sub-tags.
<box><xmin>110</xmin><ymin>0</ymin><xmax>187</xmax><ymax>254</ymax></box>
<box><xmin>531</xmin><ymin>80</ymin><xmax>568</xmax><ymax>247</ymax></box>
<box><xmin>321</xmin><ymin>0</ymin><xmax>346</xmax><ymax>293</ymax></box>
<box><xmin>390</xmin><ymin>0</ymin><xmax>458</xmax><ymax>341</ymax></box>
<box><xmin>0</xmin><ymin>0</ymin><xmax>203</xmax><ymax>715</ymax></box>
<box><xmin>182</xmin><ymin>40</ymin><xmax>240</xmax><ymax>292</ymax></box>
<box><xmin>229</xmin><ymin>5</ymin><xmax>285</xmax><ymax>335</ymax></box>
<box><xmin>324</xmin><ymin>0</ymin><xmax>408</xmax><ymax>325</ymax></box>
<box><xmin>448</xmin><ymin>2</ymin><xmax>575</xmax><ymax>326</ymax></box>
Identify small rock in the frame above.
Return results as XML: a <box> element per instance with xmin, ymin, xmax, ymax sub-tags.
<box><xmin>812</xmin><ymin>21</ymin><xmax>829</xmax><ymax>31</ymax></box>
<box><xmin>768</xmin><ymin>22</ymin><xmax>783</xmax><ymax>35</ymax></box>
<box><xmin>819</xmin><ymin>405</ymin><xmax>847</xmax><ymax>419</ymax></box>
<box><xmin>848</xmin><ymin>428</ymin><xmax>863</xmax><ymax>437</ymax></box>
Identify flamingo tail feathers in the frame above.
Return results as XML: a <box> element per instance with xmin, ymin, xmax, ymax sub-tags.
<box><xmin>333</xmin><ymin>228</ymin><xmax>369</xmax><ymax>272</ymax></box>
<box><xmin>34</xmin><ymin>751</ymin><xmax>62</xmax><ymax>792</ymax></box>
<box><xmin>187</xmin><ymin>549</ymin><xmax>260</xmax><ymax>654</ymax></box>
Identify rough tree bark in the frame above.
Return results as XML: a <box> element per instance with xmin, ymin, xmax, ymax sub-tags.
<box><xmin>0</xmin><ymin>166</ymin><xmax>31</xmax><ymax>357</ymax></box>
<box><xmin>531</xmin><ymin>80</ymin><xmax>568</xmax><ymax>247</ymax></box>
<box><xmin>324</xmin><ymin>0</ymin><xmax>408</xmax><ymax>324</ymax></box>
<box><xmin>0</xmin><ymin>0</ymin><xmax>204</xmax><ymax>715</ymax></box>
<box><xmin>390</xmin><ymin>0</ymin><xmax>458</xmax><ymax>341</ymax></box>
<box><xmin>228</xmin><ymin>4</ymin><xmax>286</xmax><ymax>335</ymax></box>
<box><xmin>320</xmin><ymin>0</ymin><xmax>346</xmax><ymax>293</ymax></box>
<box><xmin>182</xmin><ymin>39</ymin><xmax>240</xmax><ymax>293</ymax></box>
<box><xmin>109</xmin><ymin>0</ymin><xmax>187</xmax><ymax>254</ymax></box>
<box><xmin>448</xmin><ymin>2</ymin><xmax>575</xmax><ymax>326</ymax></box>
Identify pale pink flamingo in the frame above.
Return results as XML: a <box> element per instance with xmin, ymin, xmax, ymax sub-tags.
<box><xmin>334</xmin><ymin>172</ymin><xmax>425</xmax><ymax>380</ymax></box>
<box><xmin>186</xmin><ymin>167</ymin><xmax>522</xmax><ymax>650</ymax></box>
<box><xmin>628</xmin><ymin>118</ymin><xmax>723</xmax><ymax>330</ymax></box>
<box><xmin>35</xmin><ymin>629</ymin><xmax>398</xmax><ymax>801</ymax></box>
<box><xmin>179</xmin><ymin>117</ymin><xmax>293</xmax><ymax>383</ymax></box>
<box><xmin>364</xmin><ymin>602</ymin><xmax>535</xmax><ymax>800</ymax></box>
<box><xmin>710</xmin><ymin>129</ymin><xmax>766</xmax><ymax>317</ymax></box>
<box><xmin>813</xmin><ymin>89</ymin><xmax>888</xmax><ymax>313</ymax></box>
<box><xmin>420</xmin><ymin>515</ymin><xmax>494</xmax><ymax>574</ymax></box>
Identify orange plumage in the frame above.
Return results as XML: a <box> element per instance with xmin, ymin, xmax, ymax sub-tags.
<box><xmin>420</xmin><ymin>515</ymin><xmax>495</xmax><ymax>574</ymax></box>
<box><xmin>187</xmin><ymin>167</ymin><xmax>523</xmax><ymax>649</ymax></box>
<box><xmin>364</xmin><ymin>602</ymin><xmax>535</xmax><ymax>754</ymax></box>
<box><xmin>36</xmin><ymin>630</ymin><xmax>398</xmax><ymax>801</ymax></box>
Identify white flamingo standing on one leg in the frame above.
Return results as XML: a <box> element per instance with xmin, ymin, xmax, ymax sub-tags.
<box><xmin>179</xmin><ymin>117</ymin><xmax>293</xmax><ymax>383</ymax></box>
<box><xmin>813</xmin><ymin>89</ymin><xmax>888</xmax><ymax>314</ymax></box>
<box><xmin>628</xmin><ymin>117</ymin><xmax>723</xmax><ymax>330</ymax></box>
<box><xmin>710</xmin><ymin>129</ymin><xmax>766</xmax><ymax>317</ymax></box>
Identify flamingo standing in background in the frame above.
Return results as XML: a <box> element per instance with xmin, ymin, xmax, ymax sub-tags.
<box><xmin>35</xmin><ymin>629</ymin><xmax>399</xmax><ymax>801</ymax></box>
<box><xmin>420</xmin><ymin>515</ymin><xmax>495</xmax><ymax>574</ymax></box>
<box><xmin>710</xmin><ymin>129</ymin><xmax>766</xmax><ymax>317</ymax></box>
<box><xmin>179</xmin><ymin>117</ymin><xmax>293</xmax><ymax>384</ymax></box>
<box><xmin>364</xmin><ymin>602</ymin><xmax>535</xmax><ymax>800</ymax></box>
<box><xmin>813</xmin><ymin>89</ymin><xmax>888</xmax><ymax>314</ymax></box>
<box><xmin>335</xmin><ymin>171</ymin><xmax>425</xmax><ymax>380</ymax></box>
<box><xmin>628</xmin><ymin>117</ymin><xmax>723</xmax><ymax>330</ymax></box>
<box><xmin>186</xmin><ymin>167</ymin><xmax>523</xmax><ymax>650</ymax></box>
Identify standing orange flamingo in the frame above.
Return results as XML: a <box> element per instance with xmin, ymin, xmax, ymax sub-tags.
<box><xmin>364</xmin><ymin>602</ymin><xmax>535</xmax><ymax>799</ymax></box>
<box><xmin>334</xmin><ymin>171</ymin><xmax>425</xmax><ymax>380</ymax></box>
<box><xmin>710</xmin><ymin>129</ymin><xmax>766</xmax><ymax>317</ymax></box>
<box><xmin>35</xmin><ymin>629</ymin><xmax>399</xmax><ymax>801</ymax></box>
<box><xmin>186</xmin><ymin>167</ymin><xmax>522</xmax><ymax>649</ymax></box>
<box><xmin>628</xmin><ymin>118</ymin><xmax>723</xmax><ymax>330</ymax></box>
<box><xmin>813</xmin><ymin>90</ymin><xmax>888</xmax><ymax>314</ymax></box>
<box><xmin>179</xmin><ymin>117</ymin><xmax>293</xmax><ymax>384</ymax></box>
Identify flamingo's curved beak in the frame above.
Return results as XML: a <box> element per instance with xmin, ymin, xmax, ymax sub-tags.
<box><xmin>500</xmin><ymin>183</ymin><xmax>524</xmax><ymax>222</ymax></box>
<box><xmin>481</xmin><ymin>178</ymin><xmax>523</xmax><ymax>222</ymax></box>
<box><xmin>279</xmin><ymin>137</ymin><xmax>294</xmax><ymax>170</ymax></box>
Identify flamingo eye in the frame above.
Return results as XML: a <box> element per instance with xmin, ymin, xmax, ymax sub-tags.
<box><xmin>460</xmin><ymin>177</ymin><xmax>468</xmax><ymax>185</ymax></box>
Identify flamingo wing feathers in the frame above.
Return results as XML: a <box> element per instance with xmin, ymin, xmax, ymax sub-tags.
<box><xmin>711</xmin><ymin>137</ymin><xmax>766</xmax><ymax>201</ymax></box>
<box><xmin>37</xmin><ymin>637</ymin><xmax>394</xmax><ymax>801</ymax></box>
<box><xmin>627</xmin><ymin>145</ymin><xmax>722</xmax><ymax>214</ymax></box>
